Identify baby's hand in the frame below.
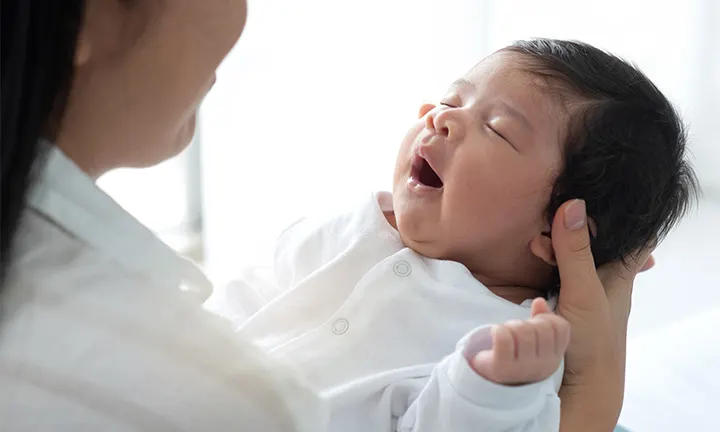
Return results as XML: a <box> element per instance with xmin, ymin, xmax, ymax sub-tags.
<box><xmin>471</xmin><ymin>298</ymin><xmax>570</xmax><ymax>385</ymax></box>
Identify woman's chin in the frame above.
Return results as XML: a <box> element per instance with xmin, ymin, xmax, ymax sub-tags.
<box><xmin>179</xmin><ymin>115</ymin><xmax>197</xmax><ymax>147</ymax></box>
<box><xmin>132</xmin><ymin>119</ymin><xmax>197</xmax><ymax>169</ymax></box>
<box><xmin>167</xmin><ymin>115</ymin><xmax>198</xmax><ymax>156</ymax></box>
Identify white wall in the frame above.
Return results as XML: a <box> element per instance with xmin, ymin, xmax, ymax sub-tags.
<box><xmin>199</xmin><ymin>0</ymin><xmax>490</xmax><ymax>279</ymax></box>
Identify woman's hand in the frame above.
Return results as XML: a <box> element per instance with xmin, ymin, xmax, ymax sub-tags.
<box><xmin>551</xmin><ymin>199</ymin><xmax>653</xmax><ymax>431</ymax></box>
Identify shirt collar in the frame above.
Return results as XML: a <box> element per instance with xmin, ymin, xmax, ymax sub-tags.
<box><xmin>27</xmin><ymin>144</ymin><xmax>212</xmax><ymax>299</ymax></box>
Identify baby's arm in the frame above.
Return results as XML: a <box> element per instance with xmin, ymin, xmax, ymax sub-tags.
<box><xmin>396</xmin><ymin>298</ymin><xmax>569</xmax><ymax>432</ymax></box>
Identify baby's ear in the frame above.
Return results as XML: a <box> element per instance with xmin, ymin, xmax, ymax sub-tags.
<box><xmin>530</xmin><ymin>234</ymin><xmax>556</xmax><ymax>266</ymax></box>
<box><xmin>530</xmin><ymin>217</ymin><xmax>598</xmax><ymax>267</ymax></box>
<box><xmin>530</xmin><ymin>229</ymin><xmax>556</xmax><ymax>267</ymax></box>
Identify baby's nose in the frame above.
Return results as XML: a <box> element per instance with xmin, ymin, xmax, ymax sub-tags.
<box><xmin>426</xmin><ymin>108</ymin><xmax>463</xmax><ymax>142</ymax></box>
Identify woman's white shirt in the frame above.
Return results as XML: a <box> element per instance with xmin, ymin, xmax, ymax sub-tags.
<box><xmin>0</xmin><ymin>146</ymin><xmax>324</xmax><ymax>432</ymax></box>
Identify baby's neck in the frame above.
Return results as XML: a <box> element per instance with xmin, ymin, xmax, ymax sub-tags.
<box><xmin>483</xmin><ymin>284</ymin><xmax>545</xmax><ymax>306</ymax></box>
<box><xmin>384</xmin><ymin>211</ymin><xmax>545</xmax><ymax>306</ymax></box>
<box><xmin>469</xmin><ymin>268</ymin><xmax>547</xmax><ymax>305</ymax></box>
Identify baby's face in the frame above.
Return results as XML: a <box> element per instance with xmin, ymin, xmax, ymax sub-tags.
<box><xmin>392</xmin><ymin>52</ymin><xmax>568</xmax><ymax>287</ymax></box>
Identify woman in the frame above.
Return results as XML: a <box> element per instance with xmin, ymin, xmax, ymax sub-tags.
<box><xmin>1</xmin><ymin>1</ymin><xmax>651</xmax><ymax>430</ymax></box>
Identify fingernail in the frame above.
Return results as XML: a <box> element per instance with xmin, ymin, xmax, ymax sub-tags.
<box><xmin>564</xmin><ymin>199</ymin><xmax>587</xmax><ymax>231</ymax></box>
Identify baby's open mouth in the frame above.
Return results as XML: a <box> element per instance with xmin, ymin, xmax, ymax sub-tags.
<box><xmin>411</xmin><ymin>155</ymin><xmax>444</xmax><ymax>188</ymax></box>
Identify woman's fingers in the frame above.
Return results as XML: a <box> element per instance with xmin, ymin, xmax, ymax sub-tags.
<box><xmin>597</xmin><ymin>246</ymin><xmax>655</xmax><ymax>288</ymax></box>
<box><xmin>551</xmin><ymin>199</ymin><xmax>604</xmax><ymax>311</ymax></box>
<box><xmin>594</xmin><ymin>247</ymin><xmax>654</xmax><ymax>352</ymax></box>
<box><xmin>550</xmin><ymin>198</ymin><xmax>645</xmax><ymax>420</ymax></box>
<box><xmin>550</xmin><ymin>315</ymin><xmax>572</xmax><ymax>357</ymax></box>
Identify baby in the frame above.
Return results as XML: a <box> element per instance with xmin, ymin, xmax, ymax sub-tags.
<box><xmin>214</xmin><ymin>39</ymin><xmax>698</xmax><ymax>431</ymax></box>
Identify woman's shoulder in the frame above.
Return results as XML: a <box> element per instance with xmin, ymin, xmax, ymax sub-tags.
<box><xmin>2</xmin><ymin>211</ymin><xmax>325</xmax><ymax>431</ymax></box>
<box><xmin>9</xmin><ymin>209</ymin><xmax>136</xmax><ymax>299</ymax></box>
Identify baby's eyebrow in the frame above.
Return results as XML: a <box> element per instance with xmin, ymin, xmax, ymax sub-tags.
<box><xmin>496</xmin><ymin>100</ymin><xmax>533</xmax><ymax>132</ymax></box>
<box><xmin>450</xmin><ymin>78</ymin><xmax>475</xmax><ymax>91</ymax></box>
<box><xmin>450</xmin><ymin>79</ymin><xmax>534</xmax><ymax>132</ymax></box>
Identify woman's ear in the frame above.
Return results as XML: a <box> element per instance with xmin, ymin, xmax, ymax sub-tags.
<box><xmin>74</xmin><ymin>1</ymin><xmax>95</xmax><ymax>66</ymax></box>
<box><xmin>418</xmin><ymin>102</ymin><xmax>435</xmax><ymax>119</ymax></box>
<box><xmin>75</xmin><ymin>31</ymin><xmax>92</xmax><ymax>66</ymax></box>
<box><xmin>75</xmin><ymin>0</ymin><xmax>136</xmax><ymax>67</ymax></box>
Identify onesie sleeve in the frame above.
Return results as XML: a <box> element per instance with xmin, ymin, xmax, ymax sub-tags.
<box><xmin>396</xmin><ymin>325</ymin><xmax>562</xmax><ymax>432</ymax></box>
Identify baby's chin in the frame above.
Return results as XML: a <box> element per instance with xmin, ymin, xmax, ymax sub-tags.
<box><xmin>395</xmin><ymin>221</ymin><xmax>450</xmax><ymax>260</ymax></box>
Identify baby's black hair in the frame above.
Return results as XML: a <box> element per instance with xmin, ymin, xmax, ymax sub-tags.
<box><xmin>505</xmin><ymin>39</ymin><xmax>699</xmax><ymax>268</ymax></box>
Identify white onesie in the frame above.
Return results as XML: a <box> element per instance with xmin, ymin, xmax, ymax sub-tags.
<box><xmin>217</xmin><ymin>192</ymin><xmax>562</xmax><ymax>431</ymax></box>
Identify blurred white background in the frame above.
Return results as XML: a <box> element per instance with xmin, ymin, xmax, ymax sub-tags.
<box><xmin>100</xmin><ymin>1</ymin><xmax>718</xmax><ymax>430</ymax></box>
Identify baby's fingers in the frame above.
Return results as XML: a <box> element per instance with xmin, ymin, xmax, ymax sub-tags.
<box><xmin>530</xmin><ymin>297</ymin><xmax>552</xmax><ymax>317</ymax></box>
<box><xmin>529</xmin><ymin>315</ymin><xmax>556</xmax><ymax>358</ymax></box>
<box><xmin>492</xmin><ymin>324</ymin><xmax>516</xmax><ymax>361</ymax></box>
<box><xmin>471</xmin><ymin>325</ymin><xmax>514</xmax><ymax>381</ymax></box>
<box><xmin>505</xmin><ymin>319</ymin><xmax>537</xmax><ymax>360</ymax></box>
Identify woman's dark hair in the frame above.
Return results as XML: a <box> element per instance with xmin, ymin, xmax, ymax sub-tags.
<box><xmin>1</xmin><ymin>0</ymin><xmax>85</xmax><ymax>286</ymax></box>
<box><xmin>505</xmin><ymin>39</ymin><xmax>700</xmax><ymax>268</ymax></box>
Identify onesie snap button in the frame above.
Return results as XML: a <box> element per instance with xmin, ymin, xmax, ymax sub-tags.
<box><xmin>393</xmin><ymin>261</ymin><xmax>412</xmax><ymax>277</ymax></box>
<box><xmin>332</xmin><ymin>318</ymin><xmax>349</xmax><ymax>335</ymax></box>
